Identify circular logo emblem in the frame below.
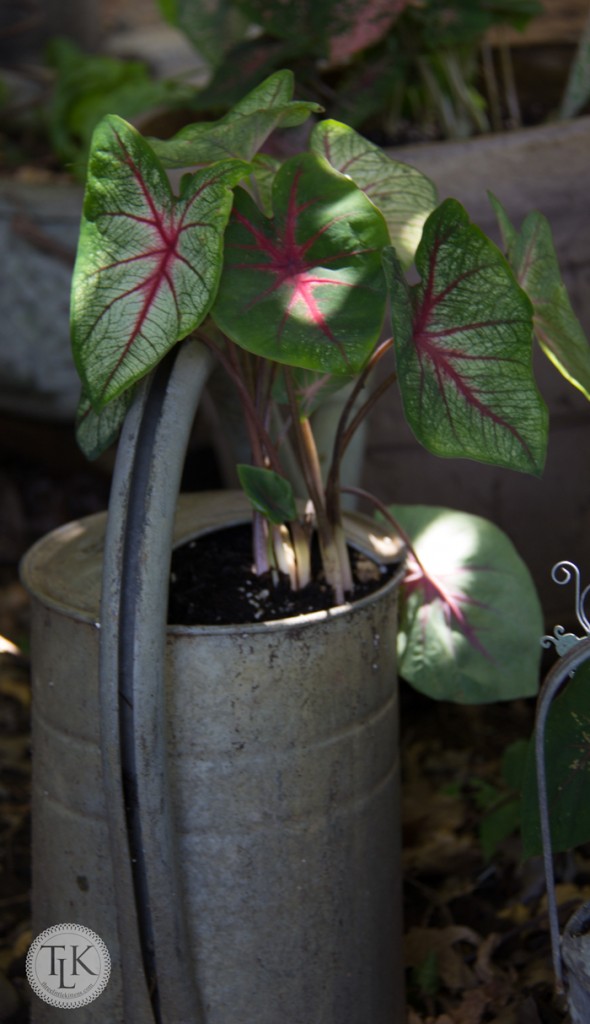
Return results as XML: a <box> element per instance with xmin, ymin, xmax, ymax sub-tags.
<box><xmin>26</xmin><ymin>923</ymin><xmax>111</xmax><ymax>1009</ymax></box>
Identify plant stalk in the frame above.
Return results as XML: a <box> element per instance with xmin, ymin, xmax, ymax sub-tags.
<box><xmin>285</xmin><ymin>370</ymin><xmax>352</xmax><ymax>602</ymax></box>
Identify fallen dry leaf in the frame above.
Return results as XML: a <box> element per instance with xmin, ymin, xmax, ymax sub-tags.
<box><xmin>449</xmin><ymin>986</ymin><xmax>489</xmax><ymax>1024</ymax></box>
<box><xmin>405</xmin><ymin>925</ymin><xmax>481</xmax><ymax>991</ymax></box>
<box><xmin>474</xmin><ymin>932</ymin><xmax>503</xmax><ymax>984</ymax></box>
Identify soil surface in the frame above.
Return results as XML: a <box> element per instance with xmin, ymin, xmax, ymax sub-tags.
<box><xmin>168</xmin><ymin>524</ymin><xmax>398</xmax><ymax>625</ymax></box>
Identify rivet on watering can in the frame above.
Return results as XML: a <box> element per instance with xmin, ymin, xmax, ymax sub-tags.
<box><xmin>536</xmin><ymin>560</ymin><xmax>590</xmax><ymax>1022</ymax></box>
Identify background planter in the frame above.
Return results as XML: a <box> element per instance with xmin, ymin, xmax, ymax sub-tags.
<box><xmin>0</xmin><ymin>178</ymin><xmax>81</xmax><ymax>420</ymax></box>
<box><xmin>22</xmin><ymin>490</ymin><xmax>406</xmax><ymax>1023</ymax></box>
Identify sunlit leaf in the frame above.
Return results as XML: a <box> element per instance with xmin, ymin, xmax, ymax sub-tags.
<box><xmin>385</xmin><ymin>200</ymin><xmax>548</xmax><ymax>475</ymax></box>
<box><xmin>311</xmin><ymin>119</ymin><xmax>437</xmax><ymax>267</ymax></box>
<box><xmin>212</xmin><ymin>152</ymin><xmax>390</xmax><ymax>375</ymax></box>
<box><xmin>71</xmin><ymin>114</ymin><xmax>249</xmax><ymax>408</ymax></box>
<box><xmin>393</xmin><ymin>505</ymin><xmax>543</xmax><ymax>703</ymax></box>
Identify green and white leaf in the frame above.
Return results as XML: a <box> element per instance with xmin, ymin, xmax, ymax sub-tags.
<box><xmin>393</xmin><ymin>505</ymin><xmax>543</xmax><ymax>704</ymax></box>
<box><xmin>150</xmin><ymin>70</ymin><xmax>321</xmax><ymax>168</ymax></box>
<box><xmin>71</xmin><ymin>114</ymin><xmax>249</xmax><ymax>408</ymax></box>
<box><xmin>311</xmin><ymin>119</ymin><xmax>437</xmax><ymax>267</ymax></box>
<box><xmin>75</xmin><ymin>386</ymin><xmax>133</xmax><ymax>460</ymax></box>
<box><xmin>386</xmin><ymin>201</ymin><xmax>548</xmax><ymax>476</ymax></box>
<box><xmin>490</xmin><ymin>193</ymin><xmax>590</xmax><ymax>401</ymax></box>
<box><xmin>212</xmin><ymin>152</ymin><xmax>390</xmax><ymax>376</ymax></box>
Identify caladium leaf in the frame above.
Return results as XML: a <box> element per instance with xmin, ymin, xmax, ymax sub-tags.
<box><xmin>71</xmin><ymin>114</ymin><xmax>249</xmax><ymax>409</ymax></box>
<box><xmin>249</xmin><ymin>153</ymin><xmax>281</xmax><ymax>217</ymax></box>
<box><xmin>75</xmin><ymin>386</ymin><xmax>133</xmax><ymax>460</ymax></box>
<box><xmin>273</xmin><ymin>365</ymin><xmax>355</xmax><ymax>419</ymax></box>
<box><xmin>211</xmin><ymin>152</ymin><xmax>390</xmax><ymax>375</ymax></box>
<box><xmin>311</xmin><ymin>119</ymin><xmax>437</xmax><ymax>267</ymax></box>
<box><xmin>490</xmin><ymin>193</ymin><xmax>590</xmax><ymax>401</ymax></box>
<box><xmin>237</xmin><ymin>464</ymin><xmax>297</xmax><ymax>523</ymax></box>
<box><xmin>234</xmin><ymin>0</ymin><xmax>408</xmax><ymax>59</ymax></box>
<box><xmin>385</xmin><ymin>200</ymin><xmax>548</xmax><ymax>475</ymax></box>
<box><xmin>521</xmin><ymin>660</ymin><xmax>590</xmax><ymax>857</ymax></box>
<box><xmin>150</xmin><ymin>70</ymin><xmax>322</xmax><ymax>169</ymax></box>
<box><xmin>326</xmin><ymin>0</ymin><xmax>408</xmax><ymax>66</ymax></box>
<box><xmin>392</xmin><ymin>505</ymin><xmax>543</xmax><ymax>704</ymax></box>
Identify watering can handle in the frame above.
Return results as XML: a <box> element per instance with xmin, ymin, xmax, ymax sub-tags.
<box><xmin>99</xmin><ymin>339</ymin><xmax>214</xmax><ymax>1024</ymax></box>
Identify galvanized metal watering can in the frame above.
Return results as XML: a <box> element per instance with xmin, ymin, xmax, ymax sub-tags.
<box><xmin>22</xmin><ymin>340</ymin><xmax>406</xmax><ymax>1023</ymax></box>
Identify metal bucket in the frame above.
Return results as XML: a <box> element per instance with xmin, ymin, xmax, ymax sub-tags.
<box><xmin>22</xmin><ymin>490</ymin><xmax>406</xmax><ymax>1023</ymax></box>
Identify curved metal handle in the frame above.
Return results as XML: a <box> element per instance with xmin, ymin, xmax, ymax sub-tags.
<box><xmin>99</xmin><ymin>339</ymin><xmax>214</xmax><ymax>1024</ymax></box>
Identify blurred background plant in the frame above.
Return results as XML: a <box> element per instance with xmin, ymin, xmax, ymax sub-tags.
<box><xmin>163</xmin><ymin>0</ymin><xmax>546</xmax><ymax>140</ymax></box>
<box><xmin>2</xmin><ymin>0</ymin><xmax>590</xmax><ymax>180</ymax></box>
<box><xmin>0</xmin><ymin>36</ymin><xmax>195</xmax><ymax>178</ymax></box>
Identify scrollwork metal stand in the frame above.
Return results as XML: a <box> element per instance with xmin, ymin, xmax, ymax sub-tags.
<box><xmin>537</xmin><ymin>561</ymin><xmax>590</xmax><ymax>1023</ymax></box>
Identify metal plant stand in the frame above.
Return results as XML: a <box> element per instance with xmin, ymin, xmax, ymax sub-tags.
<box><xmin>537</xmin><ymin>562</ymin><xmax>590</xmax><ymax>1023</ymax></box>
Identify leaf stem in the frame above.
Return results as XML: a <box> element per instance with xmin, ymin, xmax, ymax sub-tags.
<box><xmin>340</xmin><ymin>485</ymin><xmax>422</xmax><ymax>575</ymax></box>
<box><xmin>326</xmin><ymin>337</ymin><xmax>395</xmax><ymax>519</ymax></box>
<box><xmin>198</xmin><ymin>331</ymin><xmax>283</xmax><ymax>473</ymax></box>
<box><xmin>285</xmin><ymin>368</ymin><xmax>352</xmax><ymax>601</ymax></box>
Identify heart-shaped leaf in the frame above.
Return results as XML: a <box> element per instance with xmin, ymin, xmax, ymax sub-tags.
<box><xmin>521</xmin><ymin>660</ymin><xmax>590</xmax><ymax>857</ymax></box>
<box><xmin>490</xmin><ymin>193</ymin><xmax>590</xmax><ymax>402</ymax></box>
<box><xmin>272</xmin><ymin>364</ymin><xmax>355</xmax><ymax>417</ymax></box>
<box><xmin>71</xmin><ymin>115</ymin><xmax>249</xmax><ymax>408</ymax></box>
<box><xmin>311</xmin><ymin>119</ymin><xmax>437</xmax><ymax>267</ymax></box>
<box><xmin>249</xmin><ymin>153</ymin><xmax>282</xmax><ymax>216</ymax></box>
<box><xmin>393</xmin><ymin>505</ymin><xmax>543</xmax><ymax>703</ymax></box>
<box><xmin>237</xmin><ymin>464</ymin><xmax>297</xmax><ymax>523</ymax></box>
<box><xmin>211</xmin><ymin>152</ymin><xmax>390</xmax><ymax>375</ymax></box>
<box><xmin>385</xmin><ymin>200</ymin><xmax>548</xmax><ymax>475</ymax></box>
<box><xmin>75</xmin><ymin>386</ymin><xmax>133</xmax><ymax>460</ymax></box>
<box><xmin>150</xmin><ymin>70</ymin><xmax>321</xmax><ymax>168</ymax></box>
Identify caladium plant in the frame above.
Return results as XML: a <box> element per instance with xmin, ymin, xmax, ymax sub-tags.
<box><xmin>70</xmin><ymin>70</ymin><xmax>590</xmax><ymax>704</ymax></box>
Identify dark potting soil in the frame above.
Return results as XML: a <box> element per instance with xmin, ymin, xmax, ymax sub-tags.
<box><xmin>168</xmin><ymin>523</ymin><xmax>399</xmax><ymax>626</ymax></box>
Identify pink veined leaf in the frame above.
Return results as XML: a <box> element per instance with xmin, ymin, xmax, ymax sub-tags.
<box><xmin>327</xmin><ymin>0</ymin><xmax>409</xmax><ymax>65</ymax></box>
<box><xmin>311</xmin><ymin>119</ymin><xmax>437</xmax><ymax>268</ymax></box>
<box><xmin>403</xmin><ymin>551</ymin><xmax>493</xmax><ymax>663</ymax></box>
<box><xmin>385</xmin><ymin>200</ymin><xmax>548</xmax><ymax>476</ymax></box>
<box><xmin>71</xmin><ymin>114</ymin><xmax>250</xmax><ymax>409</ymax></box>
<box><xmin>211</xmin><ymin>152</ymin><xmax>390</xmax><ymax>376</ymax></box>
<box><xmin>391</xmin><ymin>505</ymin><xmax>543</xmax><ymax>704</ymax></box>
